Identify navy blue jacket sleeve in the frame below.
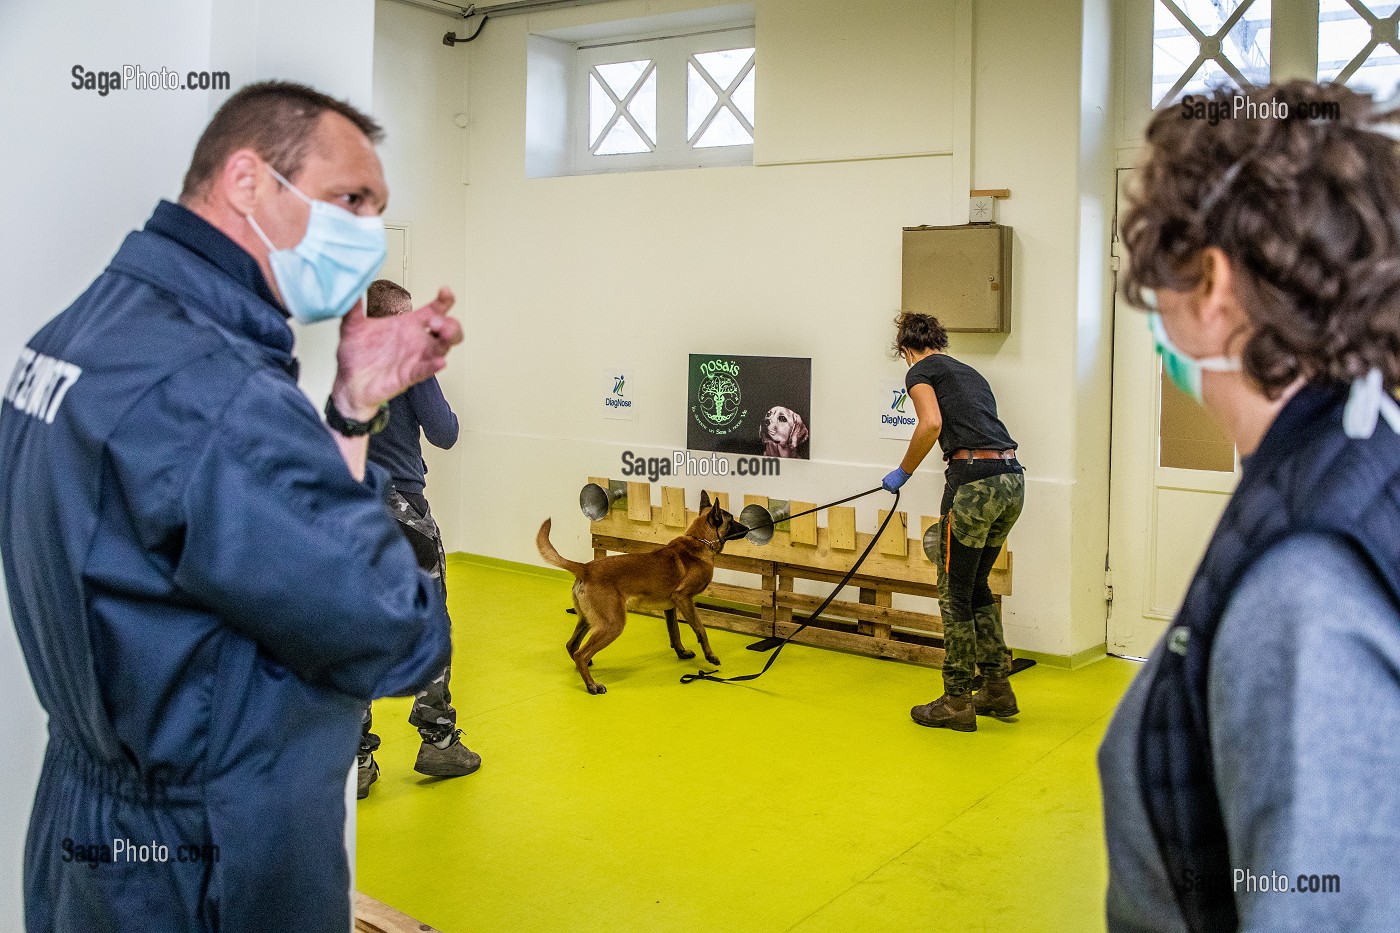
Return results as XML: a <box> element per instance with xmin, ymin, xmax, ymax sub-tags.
<box><xmin>172</xmin><ymin>371</ymin><xmax>451</xmax><ymax>700</ymax></box>
<box><xmin>406</xmin><ymin>376</ymin><xmax>458</xmax><ymax>450</ymax></box>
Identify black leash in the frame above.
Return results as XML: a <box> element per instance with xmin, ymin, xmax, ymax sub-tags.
<box><xmin>680</xmin><ymin>487</ymin><xmax>899</xmax><ymax>685</ymax></box>
<box><xmin>738</xmin><ymin>486</ymin><xmax>891</xmax><ymax>536</ymax></box>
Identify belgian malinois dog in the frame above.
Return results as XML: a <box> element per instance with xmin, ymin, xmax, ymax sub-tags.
<box><xmin>535</xmin><ymin>491</ymin><xmax>748</xmax><ymax>694</ymax></box>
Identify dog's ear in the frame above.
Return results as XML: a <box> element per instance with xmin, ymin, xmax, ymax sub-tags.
<box><xmin>794</xmin><ymin>415</ymin><xmax>809</xmax><ymax>447</ymax></box>
<box><xmin>710</xmin><ymin>503</ymin><xmax>724</xmax><ymax>527</ymax></box>
<box><xmin>699</xmin><ymin>489</ymin><xmax>711</xmax><ymax>511</ymax></box>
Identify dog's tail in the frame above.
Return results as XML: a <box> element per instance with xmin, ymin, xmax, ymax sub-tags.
<box><xmin>536</xmin><ymin>519</ymin><xmax>585</xmax><ymax>576</ymax></box>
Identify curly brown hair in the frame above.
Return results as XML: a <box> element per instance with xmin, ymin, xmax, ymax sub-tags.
<box><xmin>891</xmin><ymin>312</ymin><xmax>949</xmax><ymax>357</ymax></box>
<box><xmin>1120</xmin><ymin>80</ymin><xmax>1400</xmax><ymax>398</ymax></box>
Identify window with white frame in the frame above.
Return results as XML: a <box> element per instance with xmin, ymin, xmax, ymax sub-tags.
<box><xmin>1318</xmin><ymin>0</ymin><xmax>1400</xmax><ymax>96</ymax></box>
<box><xmin>1125</xmin><ymin>0</ymin><xmax>1400</xmax><ymax>139</ymax></box>
<box><xmin>576</xmin><ymin>28</ymin><xmax>755</xmax><ymax>171</ymax></box>
<box><xmin>1152</xmin><ymin>0</ymin><xmax>1272</xmax><ymax>107</ymax></box>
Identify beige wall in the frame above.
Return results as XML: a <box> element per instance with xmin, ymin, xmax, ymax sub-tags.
<box><xmin>373</xmin><ymin>1</ymin><xmax>472</xmax><ymax>540</ymax></box>
<box><xmin>377</xmin><ymin>0</ymin><xmax>1119</xmax><ymax>658</ymax></box>
<box><xmin>0</xmin><ymin>0</ymin><xmax>381</xmax><ymax>920</ymax></box>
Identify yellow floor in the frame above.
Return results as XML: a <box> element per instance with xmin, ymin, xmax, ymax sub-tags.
<box><xmin>356</xmin><ymin>555</ymin><xmax>1141</xmax><ymax>933</ymax></box>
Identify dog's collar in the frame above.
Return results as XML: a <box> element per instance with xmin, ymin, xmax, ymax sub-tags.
<box><xmin>686</xmin><ymin>533</ymin><xmax>723</xmax><ymax>553</ymax></box>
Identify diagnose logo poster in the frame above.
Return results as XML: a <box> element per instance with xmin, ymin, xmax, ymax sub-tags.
<box><xmin>602</xmin><ymin>368</ymin><xmax>635</xmax><ymax>421</ymax></box>
<box><xmin>879</xmin><ymin>385</ymin><xmax>917</xmax><ymax>440</ymax></box>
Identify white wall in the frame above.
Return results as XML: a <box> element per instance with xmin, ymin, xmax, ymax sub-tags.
<box><xmin>0</xmin><ymin>1</ymin><xmax>376</xmax><ymax>924</ymax></box>
<box><xmin>372</xmin><ymin>1</ymin><xmax>472</xmax><ymax>546</ymax></box>
<box><xmin>396</xmin><ymin>0</ymin><xmax>1118</xmax><ymax>658</ymax></box>
<box><xmin>0</xmin><ymin>3</ymin><xmax>217</xmax><ymax>923</ymax></box>
<box><xmin>965</xmin><ymin>0</ymin><xmax>1119</xmax><ymax>654</ymax></box>
<box><xmin>209</xmin><ymin>0</ymin><xmax>380</xmax><ymax>412</ymax></box>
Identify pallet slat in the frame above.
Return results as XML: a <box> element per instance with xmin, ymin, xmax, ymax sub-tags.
<box><xmin>771</xmin><ymin>619</ymin><xmax>946</xmax><ymax>666</ymax></box>
<box><xmin>877</xmin><ymin>510</ymin><xmax>908</xmax><ymax>557</ymax></box>
<box><xmin>704</xmin><ymin>581</ymin><xmax>771</xmax><ymax>607</ymax></box>
<box><xmin>661</xmin><ymin>486</ymin><xmax>687</xmax><ymax>527</ymax></box>
<box><xmin>626</xmin><ymin>482</ymin><xmax>652</xmax><ymax>521</ymax></box>
<box><xmin>778</xmin><ymin>590</ymin><xmax>943</xmax><ymax>635</ymax></box>
<box><xmin>788</xmin><ymin>500</ymin><xmax>818</xmax><ymax>545</ymax></box>
<box><xmin>827</xmin><ymin>507</ymin><xmax>857</xmax><ymax>550</ymax></box>
<box><xmin>588</xmin><ymin>533</ymin><xmax>776</xmax><ymax>575</ymax></box>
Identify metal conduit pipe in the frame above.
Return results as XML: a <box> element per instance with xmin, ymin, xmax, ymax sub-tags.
<box><xmin>386</xmin><ymin>0</ymin><xmax>626</xmax><ymax>45</ymax></box>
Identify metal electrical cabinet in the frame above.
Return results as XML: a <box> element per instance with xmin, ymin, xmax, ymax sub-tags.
<box><xmin>901</xmin><ymin>224</ymin><xmax>1013</xmax><ymax>333</ymax></box>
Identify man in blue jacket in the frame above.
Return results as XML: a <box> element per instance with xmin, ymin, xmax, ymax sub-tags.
<box><xmin>358</xmin><ymin>278</ymin><xmax>478</xmax><ymax>796</ymax></box>
<box><xmin>0</xmin><ymin>81</ymin><xmax>461</xmax><ymax>932</ymax></box>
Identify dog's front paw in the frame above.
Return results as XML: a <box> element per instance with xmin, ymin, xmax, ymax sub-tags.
<box><xmin>705</xmin><ymin>654</ymin><xmax>721</xmax><ymax>666</ymax></box>
<box><xmin>587</xmin><ymin>683</ymin><xmax>607</xmax><ymax>695</ymax></box>
<box><xmin>676</xmin><ymin>649</ymin><xmax>696</xmax><ymax>660</ymax></box>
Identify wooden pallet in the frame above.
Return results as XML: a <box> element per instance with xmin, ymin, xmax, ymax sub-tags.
<box><xmin>585</xmin><ymin>478</ymin><xmax>1012</xmax><ymax>668</ymax></box>
<box><xmin>354</xmin><ymin>891</ymin><xmax>441</xmax><ymax>932</ymax></box>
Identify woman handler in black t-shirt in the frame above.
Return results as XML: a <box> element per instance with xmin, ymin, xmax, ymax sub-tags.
<box><xmin>882</xmin><ymin>313</ymin><xmax>1025</xmax><ymax>732</ymax></box>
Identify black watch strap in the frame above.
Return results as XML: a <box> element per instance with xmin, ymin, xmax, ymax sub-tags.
<box><xmin>324</xmin><ymin>397</ymin><xmax>390</xmax><ymax>437</ymax></box>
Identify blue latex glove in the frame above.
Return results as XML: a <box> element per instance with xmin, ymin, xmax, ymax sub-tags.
<box><xmin>882</xmin><ymin>466</ymin><xmax>911</xmax><ymax>492</ymax></box>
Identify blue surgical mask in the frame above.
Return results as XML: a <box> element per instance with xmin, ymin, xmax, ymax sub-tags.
<box><xmin>245</xmin><ymin>165</ymin><xmax>387</xmax><ymax>324</ymax></box>
<box><xmin>1142</xmin><ymin>292</ymin><xmax>1240</xmax><ymax>404</ymax></box>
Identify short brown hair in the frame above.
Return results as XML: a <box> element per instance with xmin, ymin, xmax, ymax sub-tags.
<box><xmin>367</xmin><ymin>279</ymin><xmax>411</xmax><ymax>318</ymax></box>
<box><xmin>891</xmin><ymin>312</ymin><xmax>949</xmax><ymax>356</ymax></box>
<box><xmin>1120</xmin><ymin>81</ymin><xmax>1400</xmax><ymax>397</ymax></box>
<box><xmin>180</xmin><ymin>81</ymin><xmax>384</xmax><ymax>201</ymax></box>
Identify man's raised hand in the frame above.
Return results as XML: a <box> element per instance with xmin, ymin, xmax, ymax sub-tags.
<box><xmin>332</xmin><ymin>287</ymin><xmax>463</xmax><ymax>420</ymax></box>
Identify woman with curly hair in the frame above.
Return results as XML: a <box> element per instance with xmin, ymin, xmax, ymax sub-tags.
<box><xmin>884</xmin><ymin>312</ymin><xmax>1024</xmax><ymax>733</ymax></box>
<box><xmin>1099</xmin><ymin>80</ymin><xmax>1400</xmax><ymax>932</ymax></box>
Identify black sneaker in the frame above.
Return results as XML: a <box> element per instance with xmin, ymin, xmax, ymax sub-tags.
<box><xmin>414</xmin><ymin>730</ymin><xmax>482</xmax><ymax>777</ymax></box>
<box><xmin>357</xmin><ymin>754</ymin><xmax>379</xmax><ymax>799</ymax></box>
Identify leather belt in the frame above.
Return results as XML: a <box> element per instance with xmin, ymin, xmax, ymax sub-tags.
<box><xmin>948</xmin><ymin>448</ymin><xmax>1017</xmax><ymax>461</ymax></box>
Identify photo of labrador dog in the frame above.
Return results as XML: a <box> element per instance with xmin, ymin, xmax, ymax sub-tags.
<box><xmin>760</xmin><ymin>405</ymin><xmax>809</xmax><ymax>458</ymax></box>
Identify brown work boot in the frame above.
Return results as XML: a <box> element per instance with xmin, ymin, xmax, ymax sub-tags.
<box><xmin>974</xmin><ymin>677</ymin><xmax>1020</xmax><ymax>718</ymax></box>
<box><xmin>910</xmin><ymin>693</ymin><xmax>977</xmax><ymax>732</ymax></box>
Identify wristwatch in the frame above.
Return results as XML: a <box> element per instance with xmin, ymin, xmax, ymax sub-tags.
<box><xmin>324</xmin><ymin>397</ymin><xmax>390</xmax><ymax>437</ymax></box>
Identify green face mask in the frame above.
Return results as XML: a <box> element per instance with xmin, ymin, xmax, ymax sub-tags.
<box><xmin>1142</xmin><ymin>291</ymin><xmax>1240</xmax><ymax>403</ymax></box>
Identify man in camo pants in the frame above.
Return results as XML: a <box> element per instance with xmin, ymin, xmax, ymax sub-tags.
<box><xmin>883</xmin><ymin>312</ymin><xmax>1025</xmax><ymax>732</ymax></box>
<box><xmin>359</xmin><ymin>279</ymin><xmax>481</xmax><ymax>796</ymax></box>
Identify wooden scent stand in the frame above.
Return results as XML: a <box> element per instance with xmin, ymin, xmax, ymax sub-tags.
<box><xmin>584</xmin><ymin>478</ymin><xmax>1013</xmax><ymax>668</ymax></box>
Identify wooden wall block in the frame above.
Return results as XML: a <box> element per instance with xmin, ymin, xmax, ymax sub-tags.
<box><xmin>877</xmin><ymin>510</ymin><xmax>908</xmax><ymax>557</ymax></box>
<box><xmin>827</xmin><ymin>506</ymin><xmax>856</xmax><ymax>550</ymax></box>
<box><xmin>660</xmin><ymin>487</ymin><xmax>687</xmax><ymax>527</ymax></box>
<box><xmin>706</xmin><ymin>490</ymin><xmax>730</xmax><ymax>513</ymax></box>
<box><xmin>626</xmin><ymin>482</ymin><xmax>652</xmax><ymax>521</ymax></box>
<box><xmin>788</xmin><ymin>500</ymin><xmax>818</xmax><ymax>546</ymax></box>
<box><xmin>858</xmin><ymin>588</ymin><xmax>894</xmax><ymax>639</ymax></box>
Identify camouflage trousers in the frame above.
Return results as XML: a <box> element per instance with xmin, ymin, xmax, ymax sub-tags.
<box><xmin>927</xmin><ymin>467</ymin><xmax>1025</xmax><ymax>696</ymax></box>
<box><xmin>361</xmin><ymin>488</ymin><xmax>456</xmax><ymax>755</ymax></box>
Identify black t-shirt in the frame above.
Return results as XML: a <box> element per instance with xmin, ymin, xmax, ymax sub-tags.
<box><xmin>905</xmin><ymin>353</ymin><xmax>1016</xmax><ymax>459</ymax></box>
